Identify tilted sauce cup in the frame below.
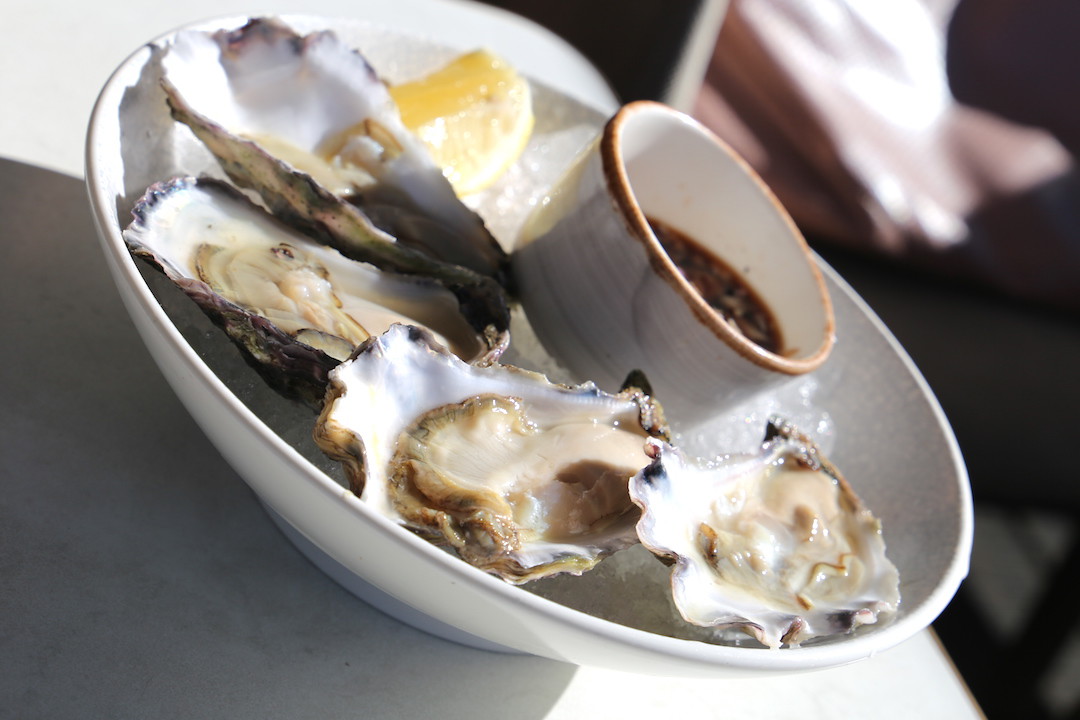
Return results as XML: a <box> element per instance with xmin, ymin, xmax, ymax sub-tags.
<box><xmin>512</xmin><ymin>101</ymin><xmax>835</xmax><ymax>428</ymax></box>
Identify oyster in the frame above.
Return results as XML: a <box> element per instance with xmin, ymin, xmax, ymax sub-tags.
<box><xmin>159</xmin><ymin>17</ymin><xmax>509</xmax><ymax>282</ymax></box>
<box><xmin>124</xmin><ymin>177</ymin><xmax>508</xmax><ymax>404</ymax></box>
<box><xmin>629</xmin><ymin>418</ymin><xmax>899</xmax><ymax>648</ymax></box>
<box><xmin>314</xmin><ymin>324</ymin><xmax>670</xmax><ymax>583</ymax></box>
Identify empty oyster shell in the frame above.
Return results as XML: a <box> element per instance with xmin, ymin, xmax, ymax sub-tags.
<box><xmin>159</xmin><ymin>17</ymin><xmax>509</xmax><ymax>282</ymax></box>
<box><xmin>124</xmin><ymin>177</ymin><xmax>508</xmax><ymax>404</ymax></box>
<box><xmin>629</xmin><ymin>418</ymin><xmax>900</xmax><ymax>648</ymax></box>
<box><xmin>314</xmin><ymin>324</ymin><xmax>670</xmax><ymax>583</ymax></box>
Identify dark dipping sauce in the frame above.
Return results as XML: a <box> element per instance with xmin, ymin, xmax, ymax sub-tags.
<box><xmin>647</xmin><ymin>216</ymin><xmax>785</xmax><ymax>356</ymax></box>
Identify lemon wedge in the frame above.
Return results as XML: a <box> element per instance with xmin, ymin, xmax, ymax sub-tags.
<box><xmin>390</xmin><ymin>49</ymin><xmax>534</xmax><ymax>196</ymax></box>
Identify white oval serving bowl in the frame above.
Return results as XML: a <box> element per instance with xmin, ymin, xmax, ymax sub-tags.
<box><xmin>86</xmin><ymin>13</ymin><xmax>972</xmax><ymax>677</ymax></box>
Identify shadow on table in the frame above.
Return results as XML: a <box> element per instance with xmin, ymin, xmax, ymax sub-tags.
<box><xmin>0</xmin><ymin>157</ymin><xmax>577</xmax><ymax>717</ymax></box>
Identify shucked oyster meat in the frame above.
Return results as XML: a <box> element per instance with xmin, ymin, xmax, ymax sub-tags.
<box><xmin>159</xmin><ymin>17</ymin><xmax>509</xmax><ymax>282</ymax></box>
<box><xmin>630</xmin><ymin>418</ymin><xmax>900</xmax><ymax>648</ymax></box>
<box><xmin>124</xmin><ymin>177</ymin><xmax>508</xmax><ymax>404</ymax></box>
<box><xmin>314</xmin><ymin>324</ymin><xmax>670</xmax><ymax>583</ymax></box>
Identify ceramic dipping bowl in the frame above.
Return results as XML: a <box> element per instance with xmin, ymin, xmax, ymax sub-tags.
<box><xmin>512</xmin><ymin>101</ymin><xmax>835</xmax><ymax>427</ymax></box>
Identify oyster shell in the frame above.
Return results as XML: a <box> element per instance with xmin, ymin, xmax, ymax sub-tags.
<box><xmin>124</xmin><ymin>177</ymin><xmax>508</xmax><ymax>404</ymax></box>
<box><xmin>159</xmin><ymin>17</ymin><xmax>509</xmax><ymax>282</ymax></box>
<box><xmin>629</xmin><ymin>418</ymin><xmax>900</xmax><ymax>648</ymax></box>
<box><xmin>314</xmin><ymin>324</ymin><xmax>670</xmax><ymax>583</ymax></box>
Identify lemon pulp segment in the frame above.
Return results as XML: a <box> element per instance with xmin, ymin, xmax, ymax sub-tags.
<box><xmin>390</xmin><ymin>49</ymin><xmax>534</xmax><ymax>195</ymax></box>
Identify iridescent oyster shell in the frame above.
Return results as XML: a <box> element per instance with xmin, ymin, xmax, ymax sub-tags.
<box><xmin>630</xmin><ymin>417</ymin><xmax>900</xmax><ymax>648</ymax></box>
<box><xmin>159</xmin><ymin>17</ymin><xmax>509</xmax><ymax>283</ymax></box>
<box><xmin>124</xmin><ymin>177</ymin><xmax>508</xmax><ymax>405</ymax></box>
<box><xmin>314</xmin><ymin>324</ymin><xmax>670</xmax><ymax>583</ymax></box>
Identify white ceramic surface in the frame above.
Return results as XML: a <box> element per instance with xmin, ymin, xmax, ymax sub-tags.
<box><xmin>514</xmin><ymin>101</ymin><xmax>834</xmax><ymax>426</ymax></box>
<box><xmin>86</xmin><ymin>14</ymin><xmax>973</xmax><ymax>677</ymax></box>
